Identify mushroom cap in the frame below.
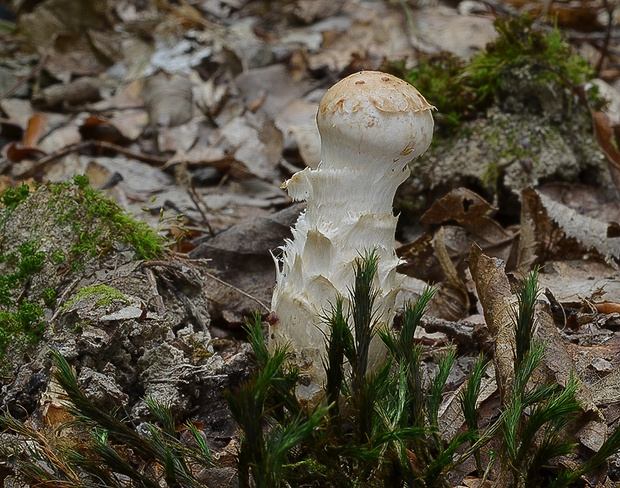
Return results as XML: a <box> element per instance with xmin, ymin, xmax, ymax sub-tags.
<box><xmin>316</xmin><ymin>71</ymin><xmax>434</xmax><ymax>170</ymax></box>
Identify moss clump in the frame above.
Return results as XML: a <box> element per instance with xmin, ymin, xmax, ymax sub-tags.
<box><xmin>0</xmin><ymin>175</ymin><xmax>165</xmax><ymax>361</ymax></box>
<box><xmin>0</xmin><ymin>182</ymin><xmax>30</xmax><ymax>212</ymax></box>
<box><xmin>41</xmin><ymin>287</ymin><xmax>57</xmax><ymax>308</ymax></box>
<box><xmin>52</xmin><ymin>174</ymin><xmax>164</xmax><ymax>262</ymax></box>
<box><xmin>390</xmin><ymin>53</ymin><xmax>475</xmax><ymax>131</ymax></box>
<box><xmin>0</xmin><ymin>241</ymin><xmax>46</xmax><ymax>356</ymax></box>
<box><xmin>0</xmin><ymin>300</ymin><xmax>44</xmax><ymax>356</ymax></box>
<box><xmin>467</xmin><ymin>15</ymin><xmax>594</xmax><ymax>101</ymax></box>
<box><xmin>389</xmin><ymin>15</ymin><xmax>597</xmax><ymax>134</ymax></box>
<box><xmin>62</xmin><ymin>284</ymin><xmax>129</xmax><ymax>311</ymax></box>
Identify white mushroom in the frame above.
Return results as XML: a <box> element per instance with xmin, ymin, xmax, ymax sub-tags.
<box><xmin>270</xmin><ymin>71</ymin><xmax>434</xmax><ymax>403</ymax></box>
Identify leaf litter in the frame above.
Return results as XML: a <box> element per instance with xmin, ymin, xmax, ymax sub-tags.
<box><xmin>1</xmin><ymin>0</ymin><xmax>620</xmax><ymax>485</ymax></box>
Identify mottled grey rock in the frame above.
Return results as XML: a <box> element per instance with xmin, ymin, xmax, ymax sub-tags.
<box><xmin>78</xmin><ymin>366</ymin><xmax>129</xmax><ymax>410</ymax></box>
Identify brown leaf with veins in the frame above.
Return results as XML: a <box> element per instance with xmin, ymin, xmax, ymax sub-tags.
<box><xmin>469</xmin><ymin>243</ymin><xmax>516</xmax><ymax>403</ymax></box>
<box><xmin>422</xmin><ymin>187</ymin><xmax>511</xmax><ymax>244</ymax></box>
<box><xmin>397</xmin><ymin>233</ymin><xmax>437</xmax><ymax>280</ymax></box>
<box><xmin>432</xmin><ymin>227</ymin><xmax>469</xmax><ymax>321</ymax></box>
<box><xmin>535</xmin><ymin>300</ymin><xmax>607</xmax><ymax>452</ymax></box>
<box><xmin>471</xmin><ymin>244</ymin><xmax>607</xmax><ymax>452</ymax></box>
<box><xmin>421</xmin><ymin>188</ymin><xmax>517</xmax><ymax>268</ymax></box>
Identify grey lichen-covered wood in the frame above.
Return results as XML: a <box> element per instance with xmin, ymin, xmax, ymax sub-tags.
<box><xmin>0</xmin><ymin>182</ymin><xmax>221</xmax><ymax>426</ymax></box>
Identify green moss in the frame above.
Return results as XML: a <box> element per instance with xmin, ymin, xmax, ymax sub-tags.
<box><xmin>190</xmin><ymin>336</ymin><xmax>213</xmax><ymax>359</ymax></box>
<box><xmin>51</xmin><ymin>249</ymin><xmax>66</xmax><ymax>264</ymax></box>
<box><xmin>0</xmin><ymin>183</ymin><xmax>30</xmax><ymax>212</ymax></box>
<box><xmin>481</xmin><ymin>160</ymin><xmax>501</xmax><ymax>191</ymax></box>
<box><xmin>0</xmin><ymin>299</ymin><xmax>44</xmax><ymax>354</ymax></box>
<box><xmin>17</xmin><ymin>241</ymin><xmax>45</xmax><ymax>277</ymax></box>
<box><xmin>466</xmin><ymin>15</ymin><xmax>593</xmax><ymax>103</ymax></box>
<box><xmin>42</xmin><ymin>288</ymin><xmax>57</xmax><ymax>309</ymax></box>
<box><xmin>51</xmin><ymin>175</ymin><xmax>164</xmax><ymax>262</ymax></box>
<box><xmin>0</xmin><ymin>241</ymin><xmax>47</xmax><ymax>357</ymax></box>
<box><xmin>0</xmin><ymin>175</ymin><xmax>165</xmax><ymax>361</ymax></box>
<box><xmin>63</xmin><ymin>284</ymin><xmax>129</xmax><ymax>311</ymax></box>
<box><xmin>72</xmin><ymin>173</ymin><xmax>90</xmax><ymax>190</ymax></box>
<box><xmin>390</xmin><ymin>54</ymin><xmax>474</xmax><ymax>131</ymax></box>
<box><xmin>388</xmin><ymin>14</ymin><xmax>596</xmax><ymax>134</ymax></box>
<box><xmin>71</xmin><ymin>320</ymin><xmax>90</xmax><ymax>334</ymax></box>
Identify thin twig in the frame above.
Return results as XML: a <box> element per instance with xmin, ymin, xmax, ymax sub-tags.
<box><xmin>596</xmin><ymin>0</ymin><xmax>614</xmax><ymax>76</ymax></box>
<box><xmin>203</xmin><ymin>269</ymin><xmax>270</xmax><ymax>313</ymax></box>
<box><xmin>142</xmin><ymin>259</ymin><xmax>270</xmax><ymax>313</ymax></box>
<box><xmin>174</xmin><ymin>163</ymin><xmax>216</xmax><ymax>236</ymax></box>
<box><xmin>0</xmin><ymin>55</ymin><xmax>48</xmax><ymax>101</ymax></box>
<box><xmin>13</xmin><ymin>140</ymin><xmax>169</xmax><ymax>179</ymax></box>
<box><xmin>92</xmin><ymin>141</ymin><xmax>169</xmax><ymax>166</ymax></box>
<box><xmin>13</xmin><ymin>142</ymin><xmax>88</xmax><ymax>179</ymax></box>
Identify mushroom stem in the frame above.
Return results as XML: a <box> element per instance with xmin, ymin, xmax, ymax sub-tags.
<box><xmin>270</xmin><ymin>71</ymin><xmax>434</xmax><ymax>404</ymax></box>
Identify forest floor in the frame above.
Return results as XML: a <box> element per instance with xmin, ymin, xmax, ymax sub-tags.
<box><xmin>1</xmin><ymin>0</ymin><xmax>620</xmax><ymax>487</ymax></box>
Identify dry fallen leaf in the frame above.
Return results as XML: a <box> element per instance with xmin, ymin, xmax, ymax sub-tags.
<box><xmin>1</xmin><ymin>98</ymin><xmax>35</xmax><ymax>129</ymax></box>
<box><xmin>218</xmin><ymin>114</ymin><xmax>283</xmax><ymax>181</ymax></box>
<box><xmin>421</xmin><ymin>187</ymin><xmax>511</xmax><ymax>244</ymax></box>
<box><xmin>38</xmin><ymin>124</ymin><xmax>82</xmax><ymax>154</ymax></box>
<box><xmin>274</xmin><ymin>99</ymin><xmax>321</xmax><ymax>169</ymax></box>
<box><xmin>471</xmin><ymin>244</ymin><xmax>608</xmax><ymax>452</ymax></box>
<box><xmin>459</xmin><ymin>476</ymin><xmax>495</xmax><ymax>488</ymax></box>
<box><xmin>22</xmin><ymin>112</ymin><xmax>47</xmax><ymax>147</ymax></box>
<box><xmin>234</xmin><ymin>64</ymin><xmax>314</xmax><ymax>120</ymax></box>
<box><xmin>432</xmin><ymin>227</ymin><xmax>470</xmax><ymax>320</ymax></box>
<box><xmin>397</xmin><ymin>233</ymin><xmax>437</xmax><ymax>280</ymax></box>
<box><xmin>469</xmin><ymin>243</ymin><xmax>516</xmax><ymax>402</ymax></box>
<box><xmin>591</xmin><ymin>110</ymin><xmax>620</xmax><ymax>192</ymax></box>
<box><xmin>189</xmin><ymin>204</ymin><xmax>302</xmax><ymax>328</ymax></box>
<box><xmin>143</xmin><ymin>73</ymin><xmax>194</xmax><ymax>131</ymax></box>
<box><xmin>79</xmin><ymin>115</ymin><xmax>131</xmax><ymax>145</ymax></box>
<box><xmin>32</xmin><ymin>77</ymin><xmax>103</xmax><ymax>109</ymax></box>
<box><xmin>4</xmin><ymin>142</ymin><xmax>46</xmax><ymax>163</ymax></box>
<box><xmin>521</xmin><ymin>187</ymin><xmax>620</xmax><ymax>268</ymax></box>
<box><xmin>438</xmin><ymin>368</ymin><xmax>496</xmax><ymax>442</ymax></box>
<box><xmin>558</xmin><ymin>195</ymin><xmax>618</xmax><ymax>261</ymax></box>
<box><xmin>534</xmin><ymin>300</ymin><xmax>607</xmax><ymax>451</ymax></box>
<box><xmin>420</xmin><ymin>187</ymin><xmax>517</xmax><ymax>268</ymax></box>
<box><xmin>40</xmin><ymin>371</ymin><xmax>75</xmax><ymax>428</ymax></box>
